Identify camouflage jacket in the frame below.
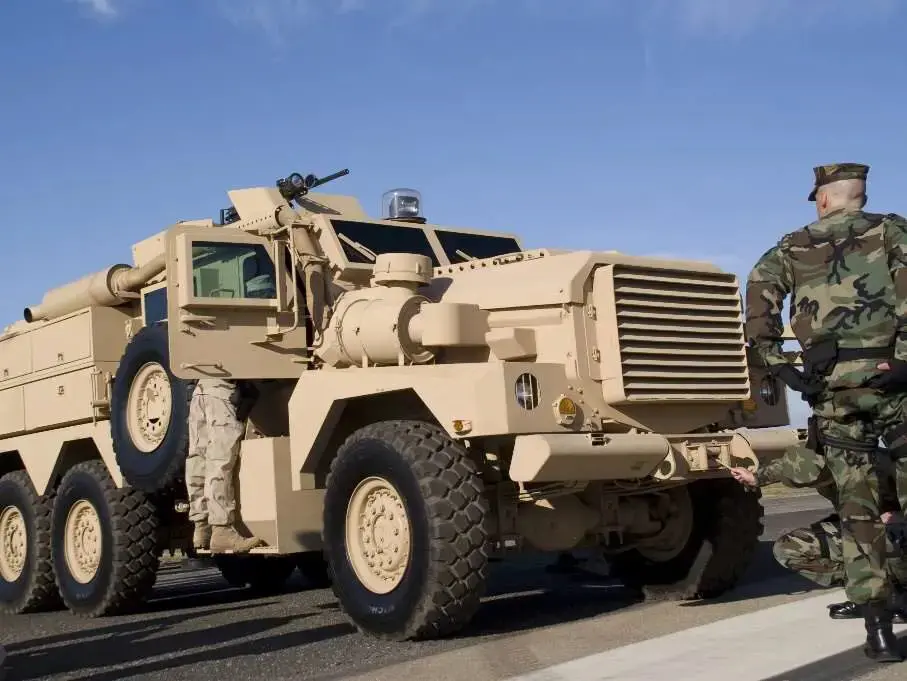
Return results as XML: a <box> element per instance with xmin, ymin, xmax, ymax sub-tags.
<box><xmin>745</xmin><ymin>208</ymin><xmax>907</xmax><ymax>389</ymax></box>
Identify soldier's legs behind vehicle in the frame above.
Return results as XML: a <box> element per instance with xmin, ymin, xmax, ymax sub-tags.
<box><xmin>202</xmin><ymin>391</ymin><xmax>262</xmax><ymax>554</ymax></box>
<box><xmin>186</xmin><ymin>388</ymin><xmax>211</xmax><ymax>549</ymax></box>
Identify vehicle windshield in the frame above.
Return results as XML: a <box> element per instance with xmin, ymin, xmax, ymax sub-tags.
<box><xmin>330</xmin><ymin>220</ymin><xmax>440</xmax><ymax>266</ymax></box>
<box><xmin>432</xmin><ymin>229</ymin><xmax>522</xmax><ymax>263</ymax></box>
<box><xmin>327</xmin><ymin>219</ymin><xmax>523</xmax><ymax>267</ymax></box>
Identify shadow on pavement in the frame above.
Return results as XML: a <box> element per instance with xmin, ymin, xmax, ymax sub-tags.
<box><xmin>678</xmin><ymin>540</ymin><xmax>827</xmax><ymax>608</ymax></box>
<box><xmin>6</xmin><ymin>600</ymin><xmax>355</xmax><ymax>681</ymax></box>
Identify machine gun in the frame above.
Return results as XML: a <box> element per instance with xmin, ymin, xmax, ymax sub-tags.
<box><xmin>276</xmin><ymin>168</ymin><xmax>350</xmax><ymax>205</ymax></box>
<box><xmin>217</xmin><ymin>168</ymin><xmax>350</xmax><ymax>225</ymax></box>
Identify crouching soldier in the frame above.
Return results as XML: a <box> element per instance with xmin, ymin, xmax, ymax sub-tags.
<box><xmin>730</xmin><ymin>444</ymin><xmax>907</xmax><ymax>623</ymax></box>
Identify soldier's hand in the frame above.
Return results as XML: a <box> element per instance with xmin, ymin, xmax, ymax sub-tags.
<box><xmin>729</xmin><ymin>467</ymin><xmax>756</xmax><ymax>487</ymax></box>
<box><xmin>773</xmin><ymin>364</ymin><xmax>823</xmax><ymax>397</ymax></box>
<box><xmin>867</xmin><ymin>359</ymin><xmax>907</xmax><ymax>392</ymax></box>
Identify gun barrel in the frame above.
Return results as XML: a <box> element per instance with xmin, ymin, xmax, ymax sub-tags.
<box><xmin>312</xmin><ymin>168</ymin><xmax>350</xmax><ymax>189</ymax></box>
<box><xmin>24</xmin><ymin>254</ymin><xmax>166</xmax><ymax>323</ymax></box>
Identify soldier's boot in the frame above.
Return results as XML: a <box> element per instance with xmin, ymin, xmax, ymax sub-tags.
<box><xmin>210</xmin><ymin>525</ymin><xmax>263</xmax><ymax>554</ymax></box>
<box><xmin>828</xmin><ymin>600</ymin><xmax>861</xmax><ymax>619</ymax></box>
<box><xmin>862</xmin><ymin>601</ymin><xmax>904</xmax><ymax>662</ymax></box>
<box><xmin>193</xmin><ymin>521</ymin><xmax>212</xmax><ymax>550</ymax></box>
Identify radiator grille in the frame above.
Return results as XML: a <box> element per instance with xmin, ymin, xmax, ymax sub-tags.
<box><xmin>612</xmin><ymin>265</ymin><xmax>749</xmax><ymax>400</ymax></box>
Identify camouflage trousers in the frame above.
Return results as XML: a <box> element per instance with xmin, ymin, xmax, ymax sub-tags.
<box><xmin>810</xmin><ymin>387</ymin><xmax>907</xmax><ymax>605</ymax></box>
<box><xmin>185</xmin><ymin>379</ymin><xmax>246</xmax><ymax>527</ymax></box>
<box><xmin>773</xmin><ymin>513</ymin><xmax>907</xmax><ymax>589</ymax></box>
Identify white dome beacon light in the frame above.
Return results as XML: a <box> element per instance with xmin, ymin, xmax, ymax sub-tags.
<box><xmin>381</xmin><ymin>188</ymin><xmax>426</xmax><ymax>224</ymax></box>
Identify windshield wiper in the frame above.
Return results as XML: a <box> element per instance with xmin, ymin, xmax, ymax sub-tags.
<box><xmin>338</xmin><ymin>232</ymin><xmax>378</xmax><ymax>262</ymax></box>
<box><xmin>455</xmin><ymin>249</ymin><xmax>477</xmax><ymax>261</ymax></box>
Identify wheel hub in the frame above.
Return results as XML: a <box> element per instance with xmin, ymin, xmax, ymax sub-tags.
<box><xmin>635</xmin><ymin>488</ymin><xmax>694</xmax><ymax>561</ymax></box>
<box><xmin>0</xmin><ymin>505</ymin><xmax>26</xmax><ymax>582</ymax></box>
<box><xmin>126</xmin><ymin>362</ymin><xmax>172</xmax><ymax>453</ymax></box>
<box><xmin>64</xmin><ymin>500</ymin><xmax>102</xmax><ymax>584</ymax></box>
<box><xmin>345</xmin><ymin>477</ymin><xmax>411</xmax><ymax>594</ymax></box>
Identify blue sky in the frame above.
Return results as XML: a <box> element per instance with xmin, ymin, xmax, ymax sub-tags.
<box><xmin>2</xmin><ymin>0</ymin><xmax>906</xmax><ymax>426</ymax></box>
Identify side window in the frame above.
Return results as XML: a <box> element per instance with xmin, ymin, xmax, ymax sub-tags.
<box><xmin>191</xmin><ymin>241</ymin><xmax>277</xmax><ymax>300</ymax></box>
<box><xmin>143</xmin><ymin>288</ymin><xmax>168</xmax><ymax>325</ymax></box>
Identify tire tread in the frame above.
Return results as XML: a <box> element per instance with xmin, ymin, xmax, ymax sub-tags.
<box><xmin>326</xmin><ymin>419</ymin><xmax>491</xmax><ymax>641</ymax></box>
<box><xmin>54</xmin><ymin>461</ymin><xmax>161</xmax><ymax>617</ymax></box>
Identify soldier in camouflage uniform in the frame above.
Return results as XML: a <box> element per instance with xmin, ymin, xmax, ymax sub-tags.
<box><xmin>186</xmin><ymin>378</ymin><xmax>263</xmax><ymax>554</ymax></box>
<box><xmin>185</xmin><ymin>273</ymin><xmax>275</xmax><ymax>554</ymax></box>
<box><xmin>745</xmin><ymin>162</ymin><xmax>907</xmax><ymax>662</ymax></box>
<box><xmin>730</xmin><ymin>444</ymin><xmax>907</xmax><ymax>623</ymax></box>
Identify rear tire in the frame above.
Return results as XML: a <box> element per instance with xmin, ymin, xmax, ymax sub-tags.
<box><xmin>608</xmin><ymin>478</ymin><xmax>764</xmax><ymax>600</ymax></box>
<box><xmin>323</xmin><ymin>420</ymin><xmax>491</xmax><ymax>641</ymax></box>
<box><xmin>51</xmin><ymin>461</ymin><xmax>161</xmax><ymax>617</ymax></box>
<box><xmin>110</xmin><ymin>323</ymin><xmax>191</xmax><ymax>493</ymax></box>
<box><xmin>0</xmin><ymin>471</ymin><xmax>61</xmax><ymax>614</ymax></box>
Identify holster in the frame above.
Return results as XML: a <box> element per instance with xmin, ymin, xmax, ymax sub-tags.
<box><xmin>806</xmin><ymin>416</ymin><xmax>823</xmax><ymax>455</ymax></box>
<box><xmin>801</xmin><ymin>338</ymin><xmax>840</xmax><ymax>384</ymax></box>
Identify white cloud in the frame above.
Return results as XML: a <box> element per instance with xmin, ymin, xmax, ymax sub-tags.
<box><xmin>637</xmin><ymin>0</ymin><xmax>899</xmax><ymax>38</ymax></box>
<box><xmin>73</xmin><ymin>0</ymin><xmax>118</xmax><ymax>17</ymax></box>
<box><xmin>69</xmin><ymin>0</ymin><xmax>899</xmax><ymax>42</ymax></box>
<box><xmin>210</xmin><ymin>0</ymin><xmax>899</xmax><ymax>38</ymax></box>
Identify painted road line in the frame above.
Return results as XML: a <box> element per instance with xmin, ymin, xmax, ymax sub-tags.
<box><xmin>505</xmin><ymin>588</ymin><xmax>907</xmax><ymax>681</ymax></box>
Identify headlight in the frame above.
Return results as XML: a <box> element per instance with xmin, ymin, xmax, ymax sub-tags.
<box><xmin>759</xmin><ymin>375</ymin><xmax>779</xmax><ymax>406</ymax></box>
<box><xmin>515</xmin><ymin>373</ymin><xmax>540</xmax><ymax>410</ymax></box>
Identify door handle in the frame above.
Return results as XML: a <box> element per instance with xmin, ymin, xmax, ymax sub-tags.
<box><xmin>179</xmin><ymin>362</ymin><xmax>224</xmax><ymax>370</ymax></box>
<box><xmin>179</xmin><ymin>312</ymin><xmax>217</xmax><ymax>326</ymax></box>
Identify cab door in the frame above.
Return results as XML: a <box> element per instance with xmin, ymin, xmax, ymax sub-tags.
<box><xmin>164</xmin><ymin>223</ymin><xmax>308</xmax><ymax>380</ymax></box>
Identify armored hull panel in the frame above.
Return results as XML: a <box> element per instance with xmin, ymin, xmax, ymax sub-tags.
<box><xmin>0</xmin><ymin>306</ymin><xmax>133</xmax><ymax>438</ymax></box>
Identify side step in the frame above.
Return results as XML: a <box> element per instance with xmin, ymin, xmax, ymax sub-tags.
<box><xmin>193</xmin><ymin>546</ymin><xmax>280</xmax><ymax>556</ymax></box>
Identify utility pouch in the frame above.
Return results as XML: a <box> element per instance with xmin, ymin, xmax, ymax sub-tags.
<box><xmin>802</xmin><ymin>338</ymin><xmax>839</xmax><ymax>382</ymax></box>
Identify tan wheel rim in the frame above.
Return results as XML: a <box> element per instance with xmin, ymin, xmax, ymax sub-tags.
<box><xmin>64</xmin><ymin>500</ymin><xmax>102</xmax><ymax>584</ymax></box>
<box><xmin>0</xmin><ymin>505</ymin><xmax>26</xmax><ymax>583</ymax></box>
<box><xmin>345</xmin><ymin>476</ymin><xmax>412</xmax><ymax>594</ymax></box>
<box><xmin>635</xmin><ymin>487</ymin><xmax>694</xmax><ymax>562</ymax></box>
<box><xmin>126</xmin><ymin>361</ymin><xmax>172</xmax><ymax>453</ymax></box>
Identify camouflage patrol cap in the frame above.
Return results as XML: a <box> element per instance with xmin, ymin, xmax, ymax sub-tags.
<box><xmin>808</xmin><ymin>162</ymin><xmax>869</xmax><ymax>201</ymax></box>
<box><xmin>778</xmin><ymin>443</ymin><xmax>829</xmax><ymax>487</ymax></box>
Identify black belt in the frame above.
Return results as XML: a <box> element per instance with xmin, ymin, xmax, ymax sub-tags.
<box><xmin>835</xmin><ymin>346</ymin><xmax>893</xmax><ymax>361</ymax></box>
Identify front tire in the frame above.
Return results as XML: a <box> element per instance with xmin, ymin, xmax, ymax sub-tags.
<box><xmin>0</xmin><ymin>471</ymin><xmax>61</xmax><ymax>613</ymax></box>
<box><xmin>51</xmin><ymin>461</ymin><xmax>161</xmax><ymax>617</ymax></box>
<box><xmin>323</xmin><ymin>420</ymin><xmax>491</xmax><ymax>641</ymax></box>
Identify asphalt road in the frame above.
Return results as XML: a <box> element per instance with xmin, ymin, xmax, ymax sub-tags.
<box><xmin>5</xmin><ymin>493</ymin><xmax>901</xmax><ymax>681</ymax></box>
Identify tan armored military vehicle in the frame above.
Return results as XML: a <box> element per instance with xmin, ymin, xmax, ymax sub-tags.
<box><xmin>0</xmin><ymin>169</ymin><xmax>801</xmax><ymax>640</ymax></box>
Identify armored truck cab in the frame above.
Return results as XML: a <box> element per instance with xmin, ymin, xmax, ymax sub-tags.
<box><xmin>0</xmin><ymin>170</ymin><xmax>802</xmax><ymax>640</ymax></box>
